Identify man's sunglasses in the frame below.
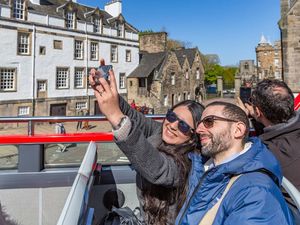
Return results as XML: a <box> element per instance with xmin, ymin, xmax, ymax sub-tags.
<box><xmin>198</xmin><ymin>115</ymin><xmax>238</xmax><ymax>129</ymax></box>
<box><xmin>166</xmin><ymin>109</ymin><xmax>194</xmax><ymax>135</ymax></box>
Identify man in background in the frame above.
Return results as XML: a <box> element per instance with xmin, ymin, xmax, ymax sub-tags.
<box><xmin>238</xmin><ymin>79</ymin><xmax>300</xmax><ymax>191</ymax></box>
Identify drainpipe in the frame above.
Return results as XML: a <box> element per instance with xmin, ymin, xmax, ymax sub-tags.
<box><xmin>32</xmin><ymin>24</ymin><xmax>36</xmax><ymax>117</ymax></box>
<box><xmin>29</xmin><ymin>24</ymin><xmax>36</xmax><ymax>135</ymax></box>
<box><xmin>85</xmin><ymin>22</ymin><xmax>90</xmax><ymax>112</ymax></box>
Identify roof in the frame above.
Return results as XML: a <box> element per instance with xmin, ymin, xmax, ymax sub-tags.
<box><xmin>0</xmin><ymin>0</ymin><xmax>138</xmax><ymax>32</ymax></box>
<box><xmin>174</xmin><ymin>48</ymin><xmax>198</xmax><ymax>67</ymax></box>
<box><xmin>128</xmin><ymin>52</ymin><xmax>167</xmax><ymax>78</ymax></box>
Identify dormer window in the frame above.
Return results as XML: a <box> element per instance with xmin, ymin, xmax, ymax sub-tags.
<box><xmin>13</xmin><ymin>0</ymin><xmax>25</xmax><ymax>20</ymax></box>
<box><xmin>115</xmin><ymin>22</ymin><xmax>123</xmax><ymax>37</ymax></box>
<box><xmin>93</xmin><ymin>17</ymin><xmax>102</xmax><ymax>33</ymax></box>
<box><xmin>66</xmin><ymin>11</ymin><xmax>75</xmax><ymax>29</ymax></box>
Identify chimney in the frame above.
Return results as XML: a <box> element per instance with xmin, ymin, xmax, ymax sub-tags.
<box><xmin>139</xmin><ymin>32</ymin><xmax>167</xmax><ymax>53</ymax></box>
<box><xmin>104</xmin><ymin>0</ymin><xmax>122</xmax><ymax>17</ymax></box>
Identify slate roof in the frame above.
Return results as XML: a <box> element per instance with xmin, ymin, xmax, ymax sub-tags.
<box><xmin>0</xmin><ymin>0</ymin><xmax>138</xmax><ymax>32</ymax></box>
<box><xmin>174</xmin><ymin>48</ymin><xmax>198</xmax><ymax>67</ymax></box>
<box><xmin>128</xmin><ymin>52</ymin><xmax>167</xmax><ymax>78</ymax></box>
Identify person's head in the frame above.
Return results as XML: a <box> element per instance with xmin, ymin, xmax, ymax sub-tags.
<box><xmin>100</xmin><ymin>58</ymin><xmax>105</xmax><ymax>66</ymax></box>
<box><xmin>251</xmin><ymin>79</ymin><xmax>294</xmax><ymax>125</ymax></box>
<box><xmin>196</xmin><ymin>101</ymin><xmax>249</xmax><ymax>160</ymax></box>
<box><xmin>162</xmin><ymin>100</ymin><xmax>204</xmax><ymax>146</ymax></box>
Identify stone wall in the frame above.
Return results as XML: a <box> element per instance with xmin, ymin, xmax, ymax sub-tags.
<box><xmin>280</xmin><ymin>0</ymin><xmax>300</xmax><ymax>92</ymax></box>
<box><xmin>139</xmin><ymin>32</ymin><xmax>167</xmax><ymax>53</ymax></box>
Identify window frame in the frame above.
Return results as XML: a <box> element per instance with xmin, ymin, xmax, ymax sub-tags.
<box><xmin>18</xmin><ymin>106</ymin><xmax>30</xmax><ymax>116</ymax></box>
<box><xmin>111</xmin><ymin>45</ymin><xmax>118</xmax><ymax>63</ymax></box>
<box><xmin>74</xmin><ymin>40</ymin><xmax>84</xmax><ymax>60</ymax></box>
<box><xmin>125</xmin><ymin>50</ymin><xmax>131</xmax><ymax>62</ymax></box>
<box><xmin>0</xmin><ymin>68</ymin><xmax>17</xmax><ymax>92</ymax></box>
<box><xmin>74</xmin><ymin>67</ymin><xmax>85</xmax><ymax>89</ymax></box>
<box><xmin>65</xmin><ymin>11</ymin><xmax>75</xmax><ymax>29</ymax></box>
<box><xmin>17</xmin><ymin>31</ymin><xmax>31</xmax><ymax>56</ymax></box>
<box><xmin>37</xmin><ymin>80</ymin><xmax>47</xmax><ymax>92</ymax></box>
<box><xmin>13</xmin><ymin>0</ymin><xmax>25</xmax><ymax>20</ymax></box>
<box><xmin>119</xmin><ymin>73</ymin><xmax>126</xmax><ymax>89</ymax></box>
<box><xmin>90</xmin><ymin>42</ymin><xmax>99</xmax><ymax>61</ymax></box>
<box><xmin>56</xmin><ymin>67</ymin><xmax>70</xmax><ymax>89</ymax></box>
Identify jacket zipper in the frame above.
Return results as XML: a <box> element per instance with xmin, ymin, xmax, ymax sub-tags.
<box><xmin>178</xmin><ymin>170</ymin><xmax>210</xmax><ymax>225</ymax></box>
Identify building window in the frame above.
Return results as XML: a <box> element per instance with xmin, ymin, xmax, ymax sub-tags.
<box><xmin>13</xmin><ymin>0</ymin><xmax>25</xmax><ymax>20</ymax></box>
<box><xmin>274</xmin><ymin>59</ymin><xmax>279</xmax><ymax>67</ymax></box>
<box><xmin>74</xmin><ymin>40</ymin><xmax>84</xmax><ymax>59</ymax></box>
<box><xmin>39</xmin><ymin>46</ymin><xmax>46</xmax><ymax>55</ymax></box>
<box><xmin>37</xmin><ymin>80</ymin><xmax>46</xmax><ymax>91</ymax></box>
<box><xmin>164</xmin><ymin>95</ymin><xmax>168</xmax><ymax>107</ymax></box>
<box><xmin>171</xmin><ymin>73</ymin><xmax>175</xmax><ymax>85</ymax></box>
<box><xmin>66</xmin><ymin>11</ymin><xmax>75</xmax><ymax>29</ymax></box>
<box><xmin>187</xmin><ymin>92</ymin><xmax>191</xmax><ymax>100</ymax></box>
<box><xmin>139</xmin><ymin>78</ymin><xmax>146</xmax><ymax>87</ymax></box>
<box><xmin>56</xmin><ymin>68</ymin><xmax>69</xmax><ymax>89</ymax></box>
<box><xmin>18</xmin><ymin>106</ymin><xmax>29</xmax><ymax>116</ymax></box>
<box><xmin>185</xmin><ymin>69</ymin><xmax>189</xmax><ymax>79</ymax></box>
<box><xmin>119</xmin><ymin>73</ymin><xmax>126</xmax><ymax>89</ymax></box>
<box><xmin>126</xmin><ymin>50</ymin><xmax>131</xmax><ymax>62</ymax></box>
<box><xmin>0</xmin><ymin>68</ymin><xmax>16</xmax><ymax>91</ymax></box>
<box><xmin>244</xmin><ymin>63</ymin><xmax>249</xmax><ymax>70</ymax></box>
<box><xmin>196</xmin><ymin>68</ymin><xmax>200</xmax><ymax>80</ymax></box>
<box><xmin>183</xmin><ymin>92</ymin><xmax>186</xmax><ymax>100</ymax></box>
<box><xmin>111</xmin><ymin>45</ymin><xmax>118</xmax><ymax>62</ymax></box>
<box><xmin>129</xmin><ymin>81</ymin><xmax>133</xmax><ymax>86</ymax></box>
<box><xmin>93</xmin><ymin>17</ymin><xmax>101</xmax><ymax>33</ymax></box>
<box><xmin>115</xmin><ymin>22</ymin><xmax>123</xmax><ymax>37</ymax></box>
<box><xmin>90</xmin><ymin>42</ymin><xmax>98</xmax><ymax>60</ymax></box>
<box><xmin>177</xmin><ymin>93</ymin><xmax>181</xmax><ymax>102</ymax></box>
<box><xmin>76</xmin><ymin>102</ymin><xmax>87</xmax><ymax>110</ymax></box>
<box><xmin>17</xmin><ymin>32</ymin><xmax>30</xmax><ymax>55</ymax></box>
<box><xmin>53</xmin><ymin>40</ymin><xmax>63</xmax><ymax>49</ymax></box>
<box><xmin>74</xmin><ymin>68</ymin><xmax>84</xmax><ymax>88</ymax></box>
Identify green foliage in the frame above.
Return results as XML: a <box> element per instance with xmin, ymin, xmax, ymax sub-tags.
<box><xmin>205</xmin><ymin>64</ymin><xmax>224</xmax><ymax>85</ymax></box>
<box><xmin>139</xmin><ymin>30</ymin><xmax>154</xmax><ymax>36</ymax></box>
<box><xmin>204</xmin><ymin>62</ymin><xmax>237</xmax><ymax>89</ymax></box>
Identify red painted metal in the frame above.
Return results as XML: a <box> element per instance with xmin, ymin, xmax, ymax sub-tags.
<box><xmin>295</xmin><ymin>93</ymin><xmax>300</xmax><ymax>111</ymax></box>
<box><xmin>0</xmin><ymin>132</ymin><xmax>114</xmax><ymax>144</ymax></box>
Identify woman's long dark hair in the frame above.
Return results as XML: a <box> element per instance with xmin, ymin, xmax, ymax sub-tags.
<box><xmin>142</xmin><ymin>100</ymin><xmax>204</xmax><ymax>225</ymax></box>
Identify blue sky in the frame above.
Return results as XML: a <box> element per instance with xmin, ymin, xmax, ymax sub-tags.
<box><xmin>78</xmin><ymin>0</ymin><xmax>281</xmax><ymax>66</ymax></box>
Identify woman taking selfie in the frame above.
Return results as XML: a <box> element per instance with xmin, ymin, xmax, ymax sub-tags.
<box><xmin>89</xmin><ymin>69</ymin><xmax>204</xmax><ymax>225</ymax></box>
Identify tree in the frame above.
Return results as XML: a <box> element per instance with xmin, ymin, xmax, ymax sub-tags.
<box><xmin>167</xmin><ymin>39</ymin><xmax>184</xmax><ymax>50</ymax></box>
<box><xmin>204</xmin><ymin>64</ymin><xmax>224</xmax><ymax>85</ymax></box>
<box><xmin>201</xmin><ymin>54</ymin><xmax>220</xmax><ymax>71</ymax></box>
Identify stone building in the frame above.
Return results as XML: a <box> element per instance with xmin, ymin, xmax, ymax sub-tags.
<box><xmin>0</xmin><ymin>0</ymin><xmax>139</xmax><ymax>118</ymax></box>
<box><xmin>237</xmin><ymin>60</ymin><xmax>257</xmax><ymax>85</ymax></box>
<box><xmin>255</xmin><ymin>35</ymin><xmax>282</xmax><ymax>80</ymax></box>
<box><xmin>279</xmin><ymin>0</ymin><xmax>300</xmax><ymax>93</ymax></box>
<box><xmin>127</xmin><ymin>32</ymin><xmax>205</xmax><ymax>113</ymax></box>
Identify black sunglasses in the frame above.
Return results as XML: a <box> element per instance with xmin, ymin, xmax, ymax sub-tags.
<box><xmin>166</xmin><ymin>109</ymin><xmax>194</xmax><ymax>135</ymax></box>
<box><xmin>198</xmin><ymin>115</ymin><xmax>238</xmax><ymax>129</ymax></box>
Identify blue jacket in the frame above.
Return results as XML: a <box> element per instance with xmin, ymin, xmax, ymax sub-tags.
<box><xmin>176</xmin><ymin>137</ymin><xmax>294</xmax><ymax>225</ymax></box>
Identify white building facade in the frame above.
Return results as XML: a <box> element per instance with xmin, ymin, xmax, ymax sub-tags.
<box><xmin>0</xmin><ymin>0</ymin><xmax>139</xmax><ymax>116</ymax></box>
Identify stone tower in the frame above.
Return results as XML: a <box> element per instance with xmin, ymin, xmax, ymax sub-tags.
<box><xmin>279</xmin><ymin>0</ymin><xmax>300</xmax><ymax>93</ymax></box>
<box><xmin>139</xmin><ymin>32</ymin><xmax>167</xmax><ymax>53</ymax></box>
<box><xmin>256</xmin><ymin>35</ymin><xmax>276</xmax><ymax>80</ymax></box>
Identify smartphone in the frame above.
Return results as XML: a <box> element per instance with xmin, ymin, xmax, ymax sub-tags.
<box><xmin>94</xmin><ymin>65</ymin><xmax>112</xmax><ymax>85</ymax></box>
<box><xmin>240</xmin><ymin>87</ymin><xmax>252</xmax><ymax>104</ymax></box>
<box><xmin>97</xmin><ymin>65</ymin><xmax>112</xmax><ymax>80</ymax></box>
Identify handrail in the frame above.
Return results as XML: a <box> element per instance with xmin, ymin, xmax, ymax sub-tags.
<box><xmin>0</xmin><ymin>115</ymin><xmax>165</xmax><ymax>136</ymax></box>
<box><xmin>0</xmin><ymin>132</ymin><xmax>114</xmax><ymax>144</ymax></box>
<box><xmin>0</xmin><ymin>115</ymin><xmax>165</xmax><ymax>123</ymax></box>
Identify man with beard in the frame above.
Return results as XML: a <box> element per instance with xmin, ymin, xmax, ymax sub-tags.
<box><xmin>175</xmin><ymin>101</ymin><xmax>294</xmax><ymax>225</ymax></box>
